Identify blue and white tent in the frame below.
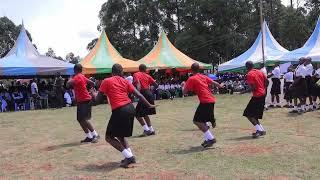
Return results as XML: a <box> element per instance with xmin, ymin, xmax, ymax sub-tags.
<box><xmin>0</xmin><ymin>24</ymin><xmax>74</xmax><ymax>76</ymax></box>
<box><xmin>218</xmin><ymin>21</ymin><xmax>289</xmax><ymax>72</ymax></box>
<box><xmin>281</xmin><ymin>18</ymin><xmax>320</xmax><ymax>62</ymax></box>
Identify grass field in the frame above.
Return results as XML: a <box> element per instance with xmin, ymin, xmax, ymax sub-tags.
<box><xmin>1</xmin><ymin>94</ymin><xmax>320</xmax><ymax>180</ymax></box>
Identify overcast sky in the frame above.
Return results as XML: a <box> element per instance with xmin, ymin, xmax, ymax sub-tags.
<box><xmin>0</xmin><ymin>0</ymin><xmax>298</xmax><ymax>58</ymax></box>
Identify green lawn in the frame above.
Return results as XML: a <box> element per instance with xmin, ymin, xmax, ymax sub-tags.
<box><xmin>1</xmin><ymin>95</ymin><xmax>320</xmax><ymax>180</ymax></box>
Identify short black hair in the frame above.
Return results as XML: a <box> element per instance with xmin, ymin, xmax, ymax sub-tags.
<box><xmin>112</xmin><ymin>63</ymin><xmax>123</xmax><ymax>76</ymax></box>
<box><xmin>74</xmin><ymin>64</ymin><xmax>83</xmax><ymax>73</ymax></box>
<box><xmin>245</xmin><ymin>61</ymin><xmax>254</xmax><ymax>70</ymax></box>
<box><xmin>139</xmin><ymin>64</ymin><xmax>147</xmax><ymax>72</ymax></box>
<box><xmin>191</xmin><ymin>63</ymin><xmax>200</xmax><ymax>73</ymax></box>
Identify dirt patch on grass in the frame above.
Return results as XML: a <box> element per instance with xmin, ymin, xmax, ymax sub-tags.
<box><xmin>39</xmin><ymin>163</ymin><xmax>54</xmax><ymax>172</ymax></box>
<box><xmin>67</xmin><ymin>176</ymin><xmax>96</xmax><ymax>180</ymax></box>
<box><xmin>267</xmin><ymin>175</ymin><xmax>289</xmax><ymax>180</ymax></box>
<box><xmin>225</xmin><ymin>143</ymin><xmax>272</xmax><ymax>155</ymax></box>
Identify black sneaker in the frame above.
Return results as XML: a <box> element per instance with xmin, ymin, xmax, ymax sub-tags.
<box><xmin>252</xmin><ymin>131</ymin><xmax>264</xmax><ymax>139</ymax></box>
<box><xmin>150</xmin><ymin>131</ymin><xmax>156</xmax><ymax>135</ymax></box>
<box><xmin>81</xmin><ymin>137</ymin><xmax>93</xmax><ymax>143</ymax></box>
<box><xmin>269</xmin><ymin>105</ymin><xmax>275</xmax><ymax>108</ymax></box>
<box><xmin>120</xmin><ymin>156</ymin><xmax>136</xmax><ymax>168</ymax></box>
<box><xmin>276</xmin><ymin>105</ymin><xmax>282</xmax><ymax>108</ymax></box>
<box><xmin>140</xmin><ymin>130</ymin><xmax>152</xmax><ymax>137</ymax></box>
<box><xmin>252</xmin><ymin>130</ymin><xmax>266</xmax><ymax>136</ymax></box>
<box><xmin>93</xmin><ymin>135</ymin><xmax>100</xmax><ymax>139</ymax></box>
<box><xmin>201</xmin><ymin>139</ymin><xmax>217</xmax><ymax>148</ymax></box>
<box><xmin>289</xmin><ymin>109</ymin><xmax>298</xmax><ymax>113</ymax></box>
<box><xmin>91</xmin><ymin>137</ymin><xmax>99</xmax><ymax>143</ymax></box>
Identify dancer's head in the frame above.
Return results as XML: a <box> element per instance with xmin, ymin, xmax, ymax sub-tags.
<box><xmin>191</xmin><ymin>63</ymin><xmax>200</xmax><ymax>73</ymax></box>
<box><xmin>74</xmin><ymin>64</ymin><xmax>83</xmax><ymax>74</ymax></box>
<box><xmin>112</xmin><ymin>63</ymin><xmax>123</xmax><ymax>76</ymax></box>
<box><xmin>139</xmin><ymin>64</ymin><xmax>147</xmax><ymax>72</ymax></box>
<box><xmin>245</xmin><ymin>61</ymin><xmax>254</xmax><ymax>71</ymax></box>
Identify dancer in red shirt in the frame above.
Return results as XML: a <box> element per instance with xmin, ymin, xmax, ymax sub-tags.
<box><xmin>133</xmin><ymin>64</ymin><xmax>158</xmax><ymax>136</ymax></box>
<box><xmin>94</xmin><ymin>64</ymin><xmax>156</xmax><ymax>168</ymax></box>
<box><xmin>182</xmin><ymin>63</ymin><xmax>223</xmax><ymax>148</ymax></box>
<box><xmin>67</xmin><ymin>64</ymin><xmax>99</xmax><ymax>143</ymax></box>
<box><xmin>242</xmin><ymin>61</ymin><xmax>268</xmax><ymax>138</ymax></box>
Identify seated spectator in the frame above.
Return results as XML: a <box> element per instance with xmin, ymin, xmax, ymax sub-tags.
<box><xmin>4</xmin><ymin>89</ymin><xmax>13</xmax><ymax>111</ymax></box>
<box><xmin>64</xmin><ymin>89</ymin><xmax>72</xmax><ymax>107</ymax></box>
<box><xmin>12</xmin><ymin>89</ymin><xmax>24</xmax><ymax>111</ymax></box>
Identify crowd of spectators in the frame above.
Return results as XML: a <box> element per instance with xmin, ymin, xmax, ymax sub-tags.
<box><xmin>216</xmin><ymin>73</ymin><xmax>249</xmax><ymax>94</ymax></box>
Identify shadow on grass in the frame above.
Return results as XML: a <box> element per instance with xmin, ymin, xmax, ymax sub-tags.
<box><xmin>228</xmin><ymin>136</ymin><xmax>257</xmax><ymax>141</ymax></box>
<box><xmin>80</xmin><ymin>162</ymin><xmax>120</xmax><ymax>172</ymax></box>
<box><xmin>43</xmin><ymin>142</ymin><xmax>83</xmax><ymax>151</ymax></box>
<box><xmin>179</xmin><ymin>129</ymin><xmax>198</xmax><ymax>132</ymax></box>
<box><xmin>171</xmin><ymin>146</ymin><xmax>215</xmax><ymax>155</ymax></box>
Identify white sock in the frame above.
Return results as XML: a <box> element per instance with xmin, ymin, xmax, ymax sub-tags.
<box><xmin>90</xmin><ymin>130</ymin><xmax>98</xmax><ymax>137</ymax></box>
<box><xmin>206</xmin><ymin>122</ymin><xmax>210</xmax><ymax>127</ymax></box>
<box><xmin>293</xmin><ymin>106</ymin><xmax>297</xmax><ymax>110</ymax></box>
<box><xmin>204</xmin><ymin>130</ymin><xmax>214</xmax><ymax>141</ymax></box>
<box><xmin>301</xmin><ymin>105</ymin><xmax>306</xmax><ymax>111</ymax></box>
<box><xmin>86</xmin><ymin>132</ymin><xmax>93</xmax><ymax>139</ymax></box>
<box><xmin>121</xmin><ymin>149</ymin><xmax>133</xmax><ymax>158</ymax></box>
<box><xmin>255</xmin><ymin>125</ymin><xmax>263</xmax><ymax>131</ymax></box>
<box><xmin>143</xmin><ymin>125</ymin><xmax>150</xmax><ymax>131</ymax></box>
<box><xmin>259</xmin><ymin>124</ymin><xmax>265</xmax><ymax>131</ymax></box>
<box><xmin>127</xmin><ymin>148</ymin><xmax>132</xmax><ymax>154</ymax></box>
<box><xmin>149</xmin><ymin>126</ymin><xmax>155</xmax><ymax>132</ymax></box>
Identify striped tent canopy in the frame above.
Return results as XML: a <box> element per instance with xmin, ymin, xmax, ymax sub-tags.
<box><xmin>0</xmin><ymin>24</ymin><xmax>74</xmax><ymax>76</ymax></box>
<box><xmin>138</xmin><ymin>32</ymin><xmax>212</xmax><ymax>71</ymax></box>
<box><xmin>81</xmin><ymin>31</ymin><xmax>139</xmax><ymax>74</ymax></box>
<box><xmin>280</xmin><ymin>17</ymin><xmax>320</xmax><ymax>62</ymax></box>
<box><xmin>218</xmin><ymin>21</ymin><xmax>289</xmax><ymax>72</ymax></box>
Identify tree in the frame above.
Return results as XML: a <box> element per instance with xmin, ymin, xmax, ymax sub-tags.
<box><xmin>66</xmin><ymin>52</ymin><xmax>80</xmax><ymax>64</ymax></box>
<box><xmin>0</xmin><ymin>16</ymin><xmax>33</xmax><ymax>57</ymax></box>
<box><xmin>87</xmin><ymin>38</ymin><xmax>98</xmax><ymax>51</ymax></box>
<box><xmin>45</xmin><ymin>48</ymin><xmax>56</xmax><ymax>58</ymax></box>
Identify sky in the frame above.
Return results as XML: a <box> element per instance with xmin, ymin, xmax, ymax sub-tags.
<box><xmin>0</xmin><ymin>0</ymin><xmax>299</xmax><ymax>58</ymax></box>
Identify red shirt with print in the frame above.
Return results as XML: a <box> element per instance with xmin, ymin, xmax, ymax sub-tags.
<box><xmin>99</xmin><ymin>76</ymin><xmax>135</xmax><ymax>110</ymax></box>
<box><xmin>246</xmin><ymin>69</ymin><xmax>267</xmax><ymax>97</ymax></box>
<box><xmin>184</xmin><ymin>73</ymin><xmax>216</xmax><ymax>103</ymax></box>
<box><xmin>72</xmin><ymin>73</ymin><xmax>92</xmax><ymax>103</ymax></box>
<box><xmin>133</xmin><ymin>72</ymin><xmax>156</xmax><ymax>90</ymax></box>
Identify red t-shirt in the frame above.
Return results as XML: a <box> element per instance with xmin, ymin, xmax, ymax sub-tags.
<box><xmin>184</xmin><ymin>73</ymin><xmax>216</xmax><ymax>103</ymax></box>
<box><xmin>99</xmin><ymin>76</ymin><xmax>135</xmax><ymax>110</ymax></box>
<box><xmin>72</xmin><ymin>73</ymin><xmax>92</xmax><ymax>103</ymax></box>
<box><xmin>246</xmin><ymin>69</ymin><xmax>267</xmax><ymax>97</ymax></box>
<box><xmin>133</xmin><ymin>72</ymin><xmax>156</xmax><ymax>90</ymax></box>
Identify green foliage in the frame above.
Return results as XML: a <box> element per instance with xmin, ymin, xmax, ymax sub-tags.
<box><xmin>92</xmin><ymin>1</ymin><xmax>318</xmax><ymax>65</ymax></box>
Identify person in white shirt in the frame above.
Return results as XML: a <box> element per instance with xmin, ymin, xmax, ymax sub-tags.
<box><xmin>311</xmin><ymin>63</ymin><xmax>320</xmax><ymax>109</ymax></box>
<box><xmin>304</xmin><ymin>58</ymin><xmax>314</xmax><ymax>110</ymax></box>
<box><xmin>268</xmin><ymin>62</ymin><xmax>281</xmax><ymax>108</ymax></box>
<box><xmin>64</xmin><ymin>90</ymin><xmax>72</xmax><ymax>107</ymax></box>
<box><xmin>290</xmin><ymin>58</ymin><xmax>308</xmax><ymax>114</ymax></box>
<box><xmin>125</xmin><ymin>73</ymin><xmax>134</xmax><ymax>84</ymax></box>
<box><xmin>283</xmin><ymin>67</ymin><xmax>294</xmax><ymax>108</ymax></box>
<box><xmin>259</xmin><ymin>63</ymin><xmax>269</xmax><ymax>110</ymax></box>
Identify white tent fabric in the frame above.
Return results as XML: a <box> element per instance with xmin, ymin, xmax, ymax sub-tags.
<box><xmin>218</xmin><ymin>21</ymin><xmax>289</xmax><ymax>72</ymax></box>
<box><xmin>280</xmin><ymin>18</ymin><xmax>320</xmax><ymax>62</ymax></box>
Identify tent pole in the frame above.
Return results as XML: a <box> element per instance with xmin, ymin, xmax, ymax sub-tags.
<box><xmin>260</xmin><ymin>0</ymin><xmax>266</xmax><ymax>67</ymax></box>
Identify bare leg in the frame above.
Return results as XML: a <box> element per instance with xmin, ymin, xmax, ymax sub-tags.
<box><xmin>118</xmin><ymin>137</ymin><xmax>129</xmax><ymax>149</ymax></box>
<box><xmin>247</xmin><ymin>117</ymin><xmax>258</xmax><ymax>126</ymax></box>
<box><xmin>144</xmin><ymin>115</ymin><xmax>152</xmax><ymax>127</ymax></box>
<box><xmin>105</xmin><ymin>136</ymin><xmax>125</xmax><ymax>152</ymax></box>
<box><xmin>78</xmin><ymin>121</ymin><xmax>89</xmax><ymax>133</ymax></box>
<box><xmin>85</xmin><ymin>120</ymin><xmax>95</xmax><ymax>132</ymax></box>
<box><xmin>193</xmin><ymin>121</ymin><xmax>210</xmax><ymax>133</ymax></box>
<box><xmin>136</xmin><ymin>117</ymin><xmax>146</xmax><ymax>126</ymax></box>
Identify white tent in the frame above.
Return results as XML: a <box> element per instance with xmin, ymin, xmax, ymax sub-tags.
<box><xmin>280</xmin><ymin>17</ymin><xmax>320</xmax><ymax>62</ymax></box>
<box><xmin>218</xmin><ymin>21</ymin><xmax>289</xmax><ymax>72</ymax></box>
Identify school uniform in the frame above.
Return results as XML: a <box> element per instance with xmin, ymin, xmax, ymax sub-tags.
<box><xmin>284</xmin><ymin>72</ymin><xmax>294</xmax><ymax>100</ymax></box>
<box><xmin>133</xmin><ymin>72</ymin><xmax>156</xmax><ymax>117</ymax></box>
<box><xmin>305</xmin><ymin>64</ymin><xmax>314</xmax><ymax>96</ymax></box>
<box><xmin>271</xmin><ymin>66</ymin><xmax>281</xmax><ymax>95</ymax></box>
<box><xmin>243</xmin><ymin>69</ymin><xmax>267</xmax><ymax>119</ymax></box>
<box><xmin>73</xmin><ymin>73</ymin><xmax>92</xmax><ymax>122</ymax></box>
<box><xmin>184</xmin><ymin>73</ymin><xmax>216</xmax><ymax>124</ymax></box>
<box><xmin>292</xmin><ymin>65</ymin><xmax>308</xmax><ymax>98</ymax></box>
<box><xmin>99</xmin><ymin>76</ymin><xmax>136</xmax><ymax>138</ymax></box>
<box><xmin>312</xmin><ymin>68</ymin><xmax>320</xmax><ymax>97</ymax></box>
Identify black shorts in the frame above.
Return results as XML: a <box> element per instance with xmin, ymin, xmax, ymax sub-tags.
<box><xmin>271</xmin><ymin>78</ymin><xmax>281</xmax><ymax>95</ymax></box>
<box><xmin>306</xmin><ymin>76</ymin><xmax>313</xmax><ymax>96</ymax></box>
<box><xmin>243</xmin><ymin>96</ymin><xmax>265</xmax><ymax>120</ymax></box>
<box><xmin>77</xmin><ymin>100</ymin><xmax>92</xmax><ymax>122</ymax></box>
<box><xmin>136</xmin><ymin>89</ymin><xmax>156</xmax><ymax>118</ymax></box>
<box><xmin>292</xmin><ymin>78</ymin><xmax>308</xmax><ymax>98</ymax></box>
<box><xmin>311</xmin><ymin>77</ymin><xmax>320</xmax><ymax>97</ymax></box>
<box><xmin>193</xmin><ymin>103</ymin><xmax>215</xmax><ymax>123</ymax></box>
<box><xmin>284</xmin><ymin>82</ymin><xmax>293</xmax><ymax>100</ymax></box>
<box><xmin>106</xmin><ymin>103</ymin><xmax>135</xmax><ymax>138</ymax></box>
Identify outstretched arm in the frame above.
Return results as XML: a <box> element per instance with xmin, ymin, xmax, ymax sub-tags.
<box><xmin>132</xmin><ymin>88</ymin><xmax>156</xmax><ymax>108</ymax></box>
<box><xmin>66</xmin><ymin>79</ymin><xmax>74</xmax><ymax>89</ymax></box>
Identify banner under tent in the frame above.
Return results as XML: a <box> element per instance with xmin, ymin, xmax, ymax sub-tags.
<box><xmin>218</xmin><ymin>21</ymin><xmax>289</xmax><ymax>73</ymax></box>
<box><xmin>280</xmin><ymin>17</ymin><xmax>320</xmax><ymax>63</ymax></box>
<box><xmin>80</xmin><ymin>31</ymin><xmax>139</xmax><ymax>74</ymax></box>
<box><xmin>138</xmin><ymin>32</ymin><xmax>212</xmax><ymax>71</ymax></box>
<box><xmin>0</xmin><ymin>24</ymin><xmax>74</xmax><ymax>77</ymax></box>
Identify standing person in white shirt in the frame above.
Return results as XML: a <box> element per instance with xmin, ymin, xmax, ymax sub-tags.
<box><xmin>304</xmin><ymin>57</ymin><xmax>314</xmax><ymax>111</ymax></box>
<box><xmin>283</xmin><ymin>67</ymin><xmax>294</xmax><ymax>108</ymax></box>
<box><xmin>64</xmin><ymin>89</ymin><xmax>72</xmax><ymax>107</ymax></box>
<box><xmin>125</xmin><ymin>73</ymin><xmax>134</xmax><ymax>84</ymax></box>
<box><xmin>311</xmin><ymin>64</ymin><xmax>320</xmax><ymax>110</ymax></box>
<box><xmin>290</xmin><ymin>58</ymin><xmax>308</xmax><ymax>114</ymax></box>
<box><xmin>268</xmin><ymin>62</ymin><xmax>281</xmax><ymax>108</ymax></box>
<box><xmin>30</xmin><ymin>79</ymin><xmax>40</xmax><ymax>109</ymax></box>
<box><xmin>259</xmin><ymin>63</ymin><xmax>269</xmax><ymax>110</ymax></box>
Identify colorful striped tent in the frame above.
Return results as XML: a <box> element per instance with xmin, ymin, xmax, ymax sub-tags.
<box><xmin>81</xmin><ymin>31</ymin><xmax>139</xmax><ymax>74</ymax></box>
<box><xmin>138</xmin><ymin>32</ymin><xmax>212</xmax><ymax>71</ymax></box>
<box><xmin>0</xmin><ymin>24</ymin><xmax>74</xmax><ymax>76</ymax></box>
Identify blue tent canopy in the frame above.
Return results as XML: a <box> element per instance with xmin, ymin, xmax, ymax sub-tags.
<box><xmin>0</xmin><ymin>24</ymin><xmax>74</xmax><ymax>76</ymax></box>
<box><xmin>280</xmin><ymin>17</ymin><xmax>320</xmax><ymax>62</ymax></box>
<box><xmin>218</xmin><ymin>21</ymin><xmax>289</xmax><ymax>72</ymax></box>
